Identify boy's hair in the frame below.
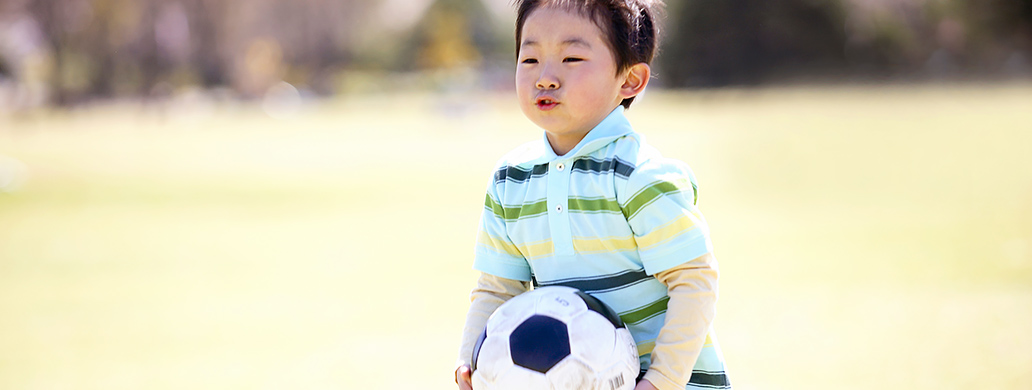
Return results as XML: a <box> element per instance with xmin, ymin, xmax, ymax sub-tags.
<box><xmin>514</xmin><ymin>0</ymin><xmax>663</xmax><ymax>108</ymax></box>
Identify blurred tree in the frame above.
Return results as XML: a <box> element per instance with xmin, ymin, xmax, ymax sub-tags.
<box><xmin>26</xmin><ymin>0</ymin><xmax>67</xmax><ymax>105</ymax></box>
<box><xmin>402</xmin><ymin>0</ymin><xmax>509</xmax><ymax>71</ymax></box>
<box><xmin>660</xmin><ymin>0</ymin><xmax>848</xmax><ymax>87</ymax></box>
<box><xmin>839</xmin><ymin>0</ymin><xmax>934</xmax><ymax>77</ymax></box>
<box><xmin>14</xmin><ymin>0</ymin><xmax>380</xmax><ymax>104</ymax></box>
<box><xmin>188</xmin><ymin>0</ymin><xmax>228</xmax><ymax>87</ymax></box>
<box><xmin>4</xmin><ymin>0</ymin><xmax>1030</xmax><ymax>107</ymax></box>
<box><xmin>955</xmin><ymin>0</ymin><xmax>1032</xmax><ymax>73</ymax></box>
<box><xmin>659</xmin><ymin>0</ymin><xmax>1032</xmax><ymax>86</ymax></box>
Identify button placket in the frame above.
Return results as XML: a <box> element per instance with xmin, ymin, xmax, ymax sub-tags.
<box><xmin>547</xmin><ymin>160</ymin><xmax>574</xmax><ymax>256</ymax></box>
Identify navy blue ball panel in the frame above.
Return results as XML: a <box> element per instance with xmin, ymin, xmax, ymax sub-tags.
<box><xmin>574</xmin><ymin>290</ymin><xmax>625</xmax><ymax>328</ymax></box>
<box><xmin>509</xmin><ymin>315</ymin><xmax>571</xmax><ymax>373</ymax></box>
<box><xmin>470</xmin><ymin>328</ymin><xmax>488</xmax><ymax>372</ymax></box>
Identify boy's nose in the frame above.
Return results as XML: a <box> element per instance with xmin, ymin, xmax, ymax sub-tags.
<box><xmin>536</xmin><ymin>75</ymin><xmax>559</xmax><ymax>90</ymax></box>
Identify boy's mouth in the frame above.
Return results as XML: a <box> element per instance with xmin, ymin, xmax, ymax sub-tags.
<box><xmin>536</xmin><ymin>97</ymin><xmax>559</xmax><ymax>111</ymax></box>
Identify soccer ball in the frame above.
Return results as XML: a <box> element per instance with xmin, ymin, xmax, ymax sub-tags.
<box><xmin>471</xmin><ymin>286</ymin><xmax>639</xmax><ymax>390</ymax></box>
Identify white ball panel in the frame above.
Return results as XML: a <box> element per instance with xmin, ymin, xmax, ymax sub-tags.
<box><xmin>491</xmin><ymin>365</ymin><xmax>551</xmax><ymax>390</ymax></box>
<box><xmin>532</xmin><ymin>286</ymin><xmax>588</xmax><ymax>322</ymax></box>
<box><xmin>597</xmin><ymin>362</ymin><xmax>636</xmax><ymax>390</ymax></box>
<box><xmin>567</xmin><ymin>310</ymin><xmax>618</xmax><ymax>369</ymax></box>
<box><xmin>471</xmin><ymin>370</ymin><xmax>493</xmax><ymax>390</ymax></box>
<box><xmin>592</xmin><ymin>329</ymin><xmax>639</xmax><ymax>390</ymax></box>
<box><xmin>545</xmin><ymin>357</ymin><xmax>598</xmax><ymax>390</ymax></box>
<box><xmin>473</xmin><ymin>333</ymin><xmax>512</xmax><ymax>384</ymax></box>
<box><xmin>486</xmin><ymin>292</ymin><xmax>537</xmax><ymax>336</ymax></box>
<box><xmin>614</xmin><ymin>328</ymin><xmax>639</xmax><ymax>369</ymax></box>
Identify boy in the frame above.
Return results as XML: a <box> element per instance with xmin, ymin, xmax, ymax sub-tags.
<box><xmin>455</xmin><ymin>1</ymin><xmax>730</xmax><ymax>389</ymax></box>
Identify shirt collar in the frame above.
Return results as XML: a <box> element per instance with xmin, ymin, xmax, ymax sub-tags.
<box><xmin>514</xmin><ymin>106</ymin><xmax>633</xmax><ymax>166</ymax></box>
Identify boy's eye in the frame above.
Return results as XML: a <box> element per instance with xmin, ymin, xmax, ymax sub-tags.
<box><xmin>522</xmin><ymin>58</ymin><xmax>538</xmax><ymax>64</ymax></box>
<box><xmin>563</xmin><ymin>57</ymin><xmax>584</xmax><ymax>63</ymax></box>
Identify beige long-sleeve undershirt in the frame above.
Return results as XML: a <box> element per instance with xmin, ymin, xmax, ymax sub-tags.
<box><xmin>456</xmin><ymin>253</ymin><xmax>718</xmax><ymax>390</ymax></box>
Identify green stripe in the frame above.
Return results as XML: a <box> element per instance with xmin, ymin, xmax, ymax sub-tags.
<box><xmin>484</xmin><ymin>194</ymin><xmax>549</xmax><ymax>221</ymax></box>
<box><xmin>487</xmin><ymin>196</ymin><xmax>620</xmax><ymax>221</ymax></box>
<box><xmin>484</xmin><ymin>193</ymin><xmax>506</xmax><ymax>219</ymax></box>
<box><xmin>619</xmin><ymin>295</ymin><xmax>669</xmax><ymax>325</ymax></box>
<box><xmin>568</xmin><ymin>197</ymin><xmax>622</xmax><ymax>214</ymax></box>
<box><xmin>622</xmin><ymin>178</ymin><xmax>693</xmax><ymax>220</ymax></box>
<box><xmin>504</xmin><ymin>200</ymin><xmax>548</xmax><ymax>221</ymax></box>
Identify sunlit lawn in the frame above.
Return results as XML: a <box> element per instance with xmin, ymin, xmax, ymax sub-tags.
<box><xmin>1</xmin><ymin>83</ymin><xmax>1031</xmax><ymax>390</ymax></box>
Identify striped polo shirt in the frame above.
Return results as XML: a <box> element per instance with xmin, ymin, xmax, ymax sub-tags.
<box><xmin>474</xmin><ymin>106</ymin><xmax>729</xmax><ymax>388</ymax></box>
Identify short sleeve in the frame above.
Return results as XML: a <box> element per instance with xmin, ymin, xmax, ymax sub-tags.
<box><xmin>473</xmin><ymin>171</ymin><xmax>533</xmax><ymax>281</ymax></box>
<box><xmin>620</xmin><ymin>158</ymin><xmax>712</xmax><ymax>275</ymax></box>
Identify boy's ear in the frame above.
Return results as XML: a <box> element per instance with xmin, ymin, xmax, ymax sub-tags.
<box><xmin>618</xmin><ymin>63</ymin><xmax>651</xmax><ymax>100</ymax></box>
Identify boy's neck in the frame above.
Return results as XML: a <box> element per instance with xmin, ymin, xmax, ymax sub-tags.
<box><xmin>545</xmin><ymin>132</ymin><xmax>587</xmax><ymax>156</ymax></box>
<box><xmin>544</xmin><ymin>105</ymin><xmax>623</xmax><ymax>157</ymax></box>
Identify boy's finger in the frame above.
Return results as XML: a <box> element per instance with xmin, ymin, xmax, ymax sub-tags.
<box><xmin>455</xmin><ymin>365</ymin><xmax>471</xmax><ymax>380</ymax></box>
<box><xmin>456</xmin><ymin>365</ymin><xmax>473</xmax><ymax>390</ymax></box>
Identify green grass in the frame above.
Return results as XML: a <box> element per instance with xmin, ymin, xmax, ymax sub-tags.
<box><xmin>1</xmin><ymin>84</ymin><xmax>1031</xmax><ymax>389</ymax></box>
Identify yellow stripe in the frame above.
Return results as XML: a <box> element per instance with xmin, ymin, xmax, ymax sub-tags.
<box><xmin>477</xmin><ymin>230</ymin><xmax>522</xmax><ymax>258</ymax></box>
<box><xmin>636</xmin><ymin>340</ymin><xmax>656</xmax><ymax>356</ymax></box>
<box><xmin>571</xmin><ymin>235</ymin><xmax>637</xmax><ymax>254</ymax></box>
<box><xmin>517</xmin><ymin>239</ymin><xmax>554</xmax><ymax>260</ymax></box>
<box><xmin>634</xmin><ymin>213</ymin><xmax>697</xmax><ymax>250</ymax></box>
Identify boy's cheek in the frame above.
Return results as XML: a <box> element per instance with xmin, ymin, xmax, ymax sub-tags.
<box><xmin>514</xmin><ymin>79</ymin><xmax>535</xmax><ymax>100</ymax></box>
<box><xmin>514</xmin><ymin>72</ymin><xmax>533</xmax><ymax>88</ymax></box>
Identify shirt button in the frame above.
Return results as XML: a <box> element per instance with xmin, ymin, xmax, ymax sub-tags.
<box><xmin>556</xmin><ymin>162</ymin><xmax>565</xmax><ymax>171</ymax></box>
<box><xmin>556</xmin><ymin>204</ymin><xmax>563</xmax><ymax>213</ymax></box>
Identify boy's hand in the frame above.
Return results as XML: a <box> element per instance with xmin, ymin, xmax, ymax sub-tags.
<box><xmin>634</xmin><ymin>379</ymin><xmax>659</xmax><ymax>390</ymax></box>
<box><xmin>455</xmin><ymin>364</ymin><xmax>473</xmax><ymax>390</ymax></box>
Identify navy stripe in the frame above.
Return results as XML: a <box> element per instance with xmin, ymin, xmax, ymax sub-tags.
<box><xmin>533</xmin><ymin>269</ymin><xmax>650</xmax><ymax>293</ymax></box>
<box><xmin>636</xmin><ymin>370</ymin><xmax>729</xmax><ymax>389</ymax></box>
<box><xmin>571</xmin><ymin>156</ymin><xmax>635</xmax><ymax>179</ymax></box>
<box><xmin>494</xmin><ymin>164</ymin><xmax>549</xmax><ymax>184</ymax></box>
<box><xmin>688</xmin><ymin>371</ymin><xmax>731</xmax><ymax>389</ymax></box>
<box><xmin>494</xmin><ymin>158</ymin><xmax>633</xmax><ymax>184</ymax></box>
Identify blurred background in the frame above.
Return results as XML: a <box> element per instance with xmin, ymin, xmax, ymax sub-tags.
<box><xmin>1</xmin><ymin>0</ymin><xmax>1031</xmax><ymax>107</ymax></box>
<box><xmin>0</xmin><ymin>0</ymin><xmax>1030</xmax><ymax>389</ymax></box>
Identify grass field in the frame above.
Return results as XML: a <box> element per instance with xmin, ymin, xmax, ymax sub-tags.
<box><xmin>1</xmin><ymin>83</ymin><xmax>1031</xmax><ymax>390</ymax></box>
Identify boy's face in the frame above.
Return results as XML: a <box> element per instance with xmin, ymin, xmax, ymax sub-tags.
<box><xmin>516</xmin><ymin>6</ymin><xmax>627</xmax><ymax>154</ymax></box>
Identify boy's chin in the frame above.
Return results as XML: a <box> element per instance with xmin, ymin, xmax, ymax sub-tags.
<box><xmin>532</xmin><ymin>119</ymin><xmax>574</xmax><ymax>134</ymax></box>
<box><xmin>532</xmin><ymin>114</ymin><xmax>598</xmax><ymax>135</ymax></box>
<box><xmin>526</xmin><ymin>111</ymin><xmax>566</xmax><ymax>127</ymax></box>
<box><xmin>540</xmin><ymin>124</ymin><xmax>591</xmax><ymax>141</ymax></box>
